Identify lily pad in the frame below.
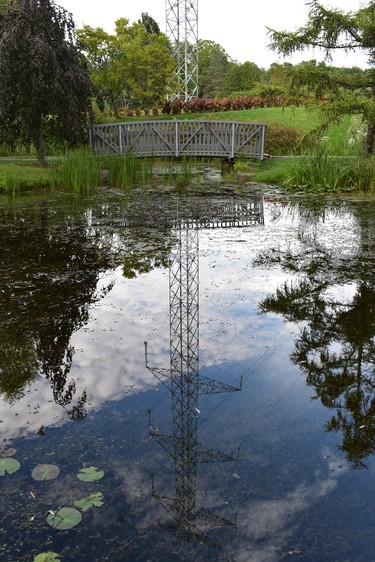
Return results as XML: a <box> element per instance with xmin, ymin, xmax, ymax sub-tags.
<box><xmin>74</xmin><ymin>492</ymin><xmax>104</xmax><ymax>511</ymax></box>
<box><xmin>33</xmin><ymin>552</ymin><xmax>60</xmax><ymax>562</ymax></box>
<box><xmin>0</xmin><ymin>457</ymin><xmax>21</xmax><ymax>476</ymax></box>
<box><xmin>0</xmin><ymin>447</ymin><xmax>17</xmax><ymax>458</ymax></box>
<box><xmin>46</xmin><ymin>507</ymin><xmax>82</xmax><ymax>530</ymax></box>
<box><xmin>77</xmin><ymin>466</ymin><xmax>104</xmax><ymax>482</ymax></box>
<box><xmin>32</xmin><ymin>464</ymin><xmax>60</xmax><ymax>481</ymax></box>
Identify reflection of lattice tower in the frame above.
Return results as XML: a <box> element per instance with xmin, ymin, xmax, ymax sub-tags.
<box><xmin>166</xmin><ymin>0</ymin><xmax>199</xmax><ymax>101</ymax></box>
<box><xmin>146</xmin><ymin>216</ymin><xmax>249</xmax><ymax>546</ymax></box>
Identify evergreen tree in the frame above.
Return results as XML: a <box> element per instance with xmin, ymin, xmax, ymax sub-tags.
<box><xmin>268</xmin><ymin>0</ymin><xmax>375</xmax><ymax>155</ymax></box>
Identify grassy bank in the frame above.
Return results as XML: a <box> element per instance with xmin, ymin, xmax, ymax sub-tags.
<box><xmin>0</xmin><ymin>107</ymin><xmax>369</xmax><ymax>194</ymax></box>
<box><xmin>0</xmin><ymin>151</ymin><xmax>197</xmax><ymax>194</ymax></box>
<box><xmin>0</xmin><ymin>160</ymin><xmax>52</xmax><ymax>193</ymax></box>
<box><xmin>251</xmin><ymin>153</ymin><xmax>375</xmax><ymax>193</ymax></box>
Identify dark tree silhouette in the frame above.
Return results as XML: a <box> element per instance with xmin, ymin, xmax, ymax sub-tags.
<box><xmin>0</xmin><ymin>0</ymin><xmax>96</xmax><ymax>165</ymax></box>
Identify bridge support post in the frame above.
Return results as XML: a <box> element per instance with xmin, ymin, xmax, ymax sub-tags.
<box><xmin>221</xmin><ymin>158</ymin><xmax>235</xmax><ymax>175</ymax></box>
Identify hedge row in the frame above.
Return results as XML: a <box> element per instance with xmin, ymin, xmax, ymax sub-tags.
<box><xmin>119</xmin><ymin>94</ymin><xmax>314</xmax><ymax>118</ymax></box>
<box><xmin>160</xmin><ymin>95</ymin><xmax>301</xmax><ymax>114</ymax></box>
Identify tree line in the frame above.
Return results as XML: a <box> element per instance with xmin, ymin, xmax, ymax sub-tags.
<box><xmin>0</xmin><ymin>0</ymin><xmax>375</xmax><ymax>165</ymax></box>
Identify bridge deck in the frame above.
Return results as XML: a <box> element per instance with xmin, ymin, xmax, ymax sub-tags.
<box><xmin>89</xmin><ymin>120</ymin><xmax>266</xmax><ymax>160</ymax></box>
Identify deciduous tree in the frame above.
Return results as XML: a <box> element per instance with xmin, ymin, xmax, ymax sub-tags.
<box><xmin>77</xmin><ymin>25</ymin><xmax>127</xmax><ymax>118</ymax></box>
<box><xmin>119</xmin><ymin>18</ymin><xmax>176</xmax><ymax>114</ymax></box>
<box><xmin>0</xmin><ymin>0</ymin><xmax>96</xmax><ymax>165</ymax></box>
<box><xmin>224</xmin><ymin>60</ymin><xmax>263</xmax><ymax>96</ymax></box>
<box><xmin>79</xmin><ymin>16</ymin><xmax>175</xmax><ymax>116</ymax></box>
<box><xmin>198</xmin><ymin>40</ymin><xmax>230</xmax><ymax>97</ymax></box>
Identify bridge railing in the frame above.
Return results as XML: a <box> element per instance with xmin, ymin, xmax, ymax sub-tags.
<box><xmin>88</xmin><ymin>120</ymin><xmax>266</xmax><ymax>160</ymax></box>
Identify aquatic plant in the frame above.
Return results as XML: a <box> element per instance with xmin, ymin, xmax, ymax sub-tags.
<box><xmin>46</xmin><ymin>507</ymin><xmax>82</xmax><ymax>530</ymax></box>
<box><xmin>50</xmin><ymin>148</ymin><xmax>102</xmax><ymax>191</ymax></box>
<box><xmin>0</xmin><ymin>457</ymin><xmax>20</xmax><ymax>476</ymax></box>
<box><xmin>282</xmin><ymin>149</ymin><xmax>375</xmax><ymax>193</ymax></box>
<box><xmin>33</xmin><ymin>552</ymin><xmax>60</xmax><ymax>562</ymax></box>
<box><xmin>282</xmin><ymin>150</ymin><xmax>354</xmax><ymax>192</ymax></box>
<box><xmin>74</xmin><ymin>492</ymin><xmax>104</xmax><ymax>511</ymax></box>
<box><xmin>346</xmin><ymin>157</ymin><xmax>375</xmax><ymax>193</ymax></box>
<box><xmin>76</xmin><ymin>465</ymin><xmax>104</xmax><ymax>481</ymax></box>
<box><xmin>104</xmin><ymin>153</ymin><xmax>138</xmax><ymax>188</ymax></box>
<box><xmin>31</xmin><ymin>464</ymin><xmax>60</xmax><ymax>481</ymax></box>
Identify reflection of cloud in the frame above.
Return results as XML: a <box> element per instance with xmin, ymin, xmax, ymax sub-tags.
<box><xmin>2</xmin><ymin>202</ymin><xmax>362</xmax><ymax>442</ymax></box>
<box><xmin>2</xmin><ymin>226</ymin><xmax>293</xmax><ymax>440</ymax></box>
<box><xmin>232</xmin><ymin>450</ymin><xmax>348</xmax><ymax>561</ymax></box>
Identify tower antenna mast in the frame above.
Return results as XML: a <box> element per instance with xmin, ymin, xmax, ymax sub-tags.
<box><xmin>166</xmin><ymin>0</ymin><xmax>199</xmax><ymax>101</ymax></box>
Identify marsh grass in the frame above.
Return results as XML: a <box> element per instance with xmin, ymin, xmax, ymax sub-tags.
<box><xmin>51</xmin><ymin>148</ymin><xmax>102</xmax><ymax>191</ymax></box>
<box><xmin>159</xmin><ymin>157</ymin><xmax>196</xmax><ymax>187</ymax></box>
<box><xmin>282</xmin><ymin>151</ymin><xmax>350</xmax><ymax>192</ymax></box>
<box><xmin>103</xmin><ymin>153</ymin><xmax>154</xmax><ymax>188</ymax></box>
<box><xmin>281</xmin><ymin>150</ymin><xmax>375</xmax><ymax>193</ymax></box>
<box><xmin>346</xmin><ymin>157</ymin><xmax>375</xmax><ymax>193</ymax></box>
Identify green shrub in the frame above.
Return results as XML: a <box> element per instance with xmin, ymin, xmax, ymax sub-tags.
<box><xmin>264</xmin><ymin>122</ymin><xmax>303</xmax><ymax>155</ymax></box>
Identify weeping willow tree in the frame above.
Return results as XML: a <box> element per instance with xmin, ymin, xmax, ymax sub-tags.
<box><xmin>268</xmin><ymin>0</ymin><xmax>375</xmax><ymax>155</ymax></box>
<box><xmin>0</xmin><ymin>0</ymin><xmax>96</xmax><ymax>165</ymax></box>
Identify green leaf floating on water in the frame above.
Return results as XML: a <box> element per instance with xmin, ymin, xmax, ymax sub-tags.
<box><xmin>33</xmin><ymin>552</ymin><xmax>60</xmax><ymax>562</ymax></box>
<box><xmin>32</xmin><ymin>464</ymin><xmax>60</xmax><ymax>481</ymax></box>
<box><xmin>0</xmin><ymin>457</ymin><xmax>21</xmax><ymax>476</ymax></box>
<box><xmin>74</xmin><ymin>492</ymin><xmax>104</xmax><ymax>511</ymax></box>
<box><xmin>77</xmin><ymin>466</ymin><xmax>104</xmax><ymax>482</ymax></box>
<box><xmin>46</xmin><ymin>507</ymin><xmax>82</xmax><ymax>530</ymax></box>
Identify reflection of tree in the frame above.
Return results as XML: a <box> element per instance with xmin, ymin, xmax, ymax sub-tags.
<box><xmin>122</xmin><ymin>228</ymin><xmax>172</xmax><ymax>279</ymax></box>
<box><xmin>257</xmin><ymin>200</ymin><xmax>375</xmax><ymax>468</ymax></box>
<box><xmin>0</xmin><ymin>196</ymin><xmax>173</xmax><ymax>417</ymax></box>
<box><xmin>0</xmin><ymin>202</ymin><xmax>112</xmax><ymax>414</ymax></box>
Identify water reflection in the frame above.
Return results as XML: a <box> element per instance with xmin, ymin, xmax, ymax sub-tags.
<box><xmin>0</xmin><ymin>195</ymin><xmax>175</xmax><ymax>433</ymax></box>
<box><xmin>0</xmin><ymin>200</ymin><xmax>114</xmax><ymax>412</ymax></box>
<box><xmin>257</xmin><ymin>199</ymin><xmax>375</xmax><ymax>467</ymax></box>
<box><xmin>2</xmin><ymin>190</ymin><xmax>375</xmax><ymax>560</ymax></box>
<box><xmin>145</xmin><ymin>198</ymin><xmax>265</xmax><ymax>545</ymax></box>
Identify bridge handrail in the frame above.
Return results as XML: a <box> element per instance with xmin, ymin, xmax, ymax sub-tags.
<box><xmin>89</xmin><ymin>120</ymin><xmax>266</xmax><ymax>160</ymax></box>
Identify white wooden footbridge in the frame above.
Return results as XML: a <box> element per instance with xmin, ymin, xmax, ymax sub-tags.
<box><xmin>88</xmin><ymin>120</ymin><xmax>266</xmax><ymax>160</ymax></box>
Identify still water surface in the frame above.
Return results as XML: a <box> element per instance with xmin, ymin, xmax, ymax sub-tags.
<box><xmin>1</xmin><ymin>182</ymin><xmax>375</xmax><ymax>561</ymax></box>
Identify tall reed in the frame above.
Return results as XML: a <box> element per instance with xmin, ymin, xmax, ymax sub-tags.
<box><xmin>103</xmin><ymin>153</ymin><xmax>148</xmax><ymax>188</ymax></box>
<box><xmin>51</xmin><ymin>148</ymin><xmax>102</xmax><ymax>191</ymax></box>
<box><xmin>282</xmin><ymin>150</ymin><xmax>353</xmax><ymax>192</ymax></box>
<box><xmin>346</xmin><ymin>157</ymin><xmax>375</xmax><ymax>193</ymax></box>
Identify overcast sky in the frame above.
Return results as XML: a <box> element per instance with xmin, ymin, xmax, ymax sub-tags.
<box><xmin>58</xmin><ymin>0</ymin><xmax>369</xmax><ymax>69</ymax></box>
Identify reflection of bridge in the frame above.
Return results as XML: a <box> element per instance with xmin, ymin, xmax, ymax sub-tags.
<box><xmin>145</xmin><ymin>196</ymin><xmax>264</xmax><ymax>546</ymax></box>
<box><xmin>91</xmin><ymin>197</ymin><xmax>265</xmax><ymax>231</ymax></box>
<box><xmin>89</xmin><ymin>120</ymin><xmax>266</xmax><ymax>160</ymax></box>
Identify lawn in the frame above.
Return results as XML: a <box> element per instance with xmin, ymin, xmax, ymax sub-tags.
<box><xmin>0</xmin><ymin>160</ymin><xmax>53</xmax><ymax>192</ymax></box>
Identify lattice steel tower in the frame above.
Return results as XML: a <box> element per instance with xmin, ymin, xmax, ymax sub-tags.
<box><xmin>166</xmin><ymin>0</ymin><xmax>199</xmax><ymax>101</ymax></box>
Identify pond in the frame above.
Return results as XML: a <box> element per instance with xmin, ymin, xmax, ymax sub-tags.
<box><xmin>1</xmin><ymin>176</ymin><xmax>375</xmax><ymax>561</ymax></box>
